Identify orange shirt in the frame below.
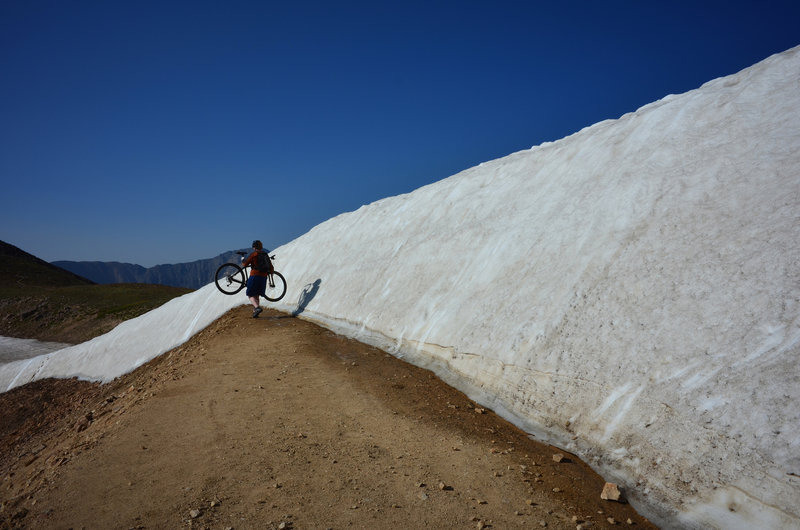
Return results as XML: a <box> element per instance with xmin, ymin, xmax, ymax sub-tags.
<box><xmin>243</xmin><ymin>250</ymin><xmax>271</xmax><ymax>277</ymax></box>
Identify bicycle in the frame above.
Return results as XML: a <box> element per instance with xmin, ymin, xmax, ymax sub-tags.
<box><xmin>214</xmin><ymin>251</ymin><xmax>287</xmax><ymax>302</ymax></box>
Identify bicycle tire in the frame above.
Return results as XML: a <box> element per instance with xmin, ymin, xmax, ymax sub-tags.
<box><xmin>263</xmin><ymin>271</ymin><xmax>287</xmax><ymax>302</ymax></box>
<box><xmin>215</xmin><ymin>263</ymin><xmax>246</xmax><ymax>295</ymax></box>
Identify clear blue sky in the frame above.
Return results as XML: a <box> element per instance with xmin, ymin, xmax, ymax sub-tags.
<box><xmin>2</xmin><ymin>1</ymin><xmax>798</xmax><ymax>267</ymax></box>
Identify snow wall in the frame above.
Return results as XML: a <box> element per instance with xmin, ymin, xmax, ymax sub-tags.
<box><xmin>2</xmin><ymin>46</ymin><xmax>799</xmax><ymax>529</ymax></box>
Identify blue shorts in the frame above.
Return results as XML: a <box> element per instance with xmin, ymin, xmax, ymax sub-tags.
<box><xmin>246</xmin><ymin>275</ymin><xmax>267</xmax><ymax>298</ymax></box>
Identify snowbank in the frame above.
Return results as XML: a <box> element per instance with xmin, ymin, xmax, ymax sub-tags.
<box><xmin>2</xmin><ymin>46</ymin><xmax>798</xmax><ymax>529</ymax></box>
<box><xmin>269</xmin><ymin>46</ymin><xmax>800</xmax><ymax>528</ymax></box>
<box><xmin>0</xmin><ymin>337</ymin><xmax>72</xmax><ymax>364</ymax></box>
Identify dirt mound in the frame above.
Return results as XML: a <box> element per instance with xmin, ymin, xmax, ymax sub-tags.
<box><xmin>1</xmin><ymin>308</ymin><xmax>656</xmax><ymax>529</ymax></box>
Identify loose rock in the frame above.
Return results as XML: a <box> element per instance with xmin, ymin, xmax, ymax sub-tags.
<box><xmin>601</xmin><ymin>482</ymin><xmax>623</xmax><ymax>502</ymax></box>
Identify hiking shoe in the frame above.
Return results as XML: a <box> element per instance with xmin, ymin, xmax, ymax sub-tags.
<box><xmin>252</xmin><ymin>307</ymin><xmax>263</xmax><ymax>318</ymax></box>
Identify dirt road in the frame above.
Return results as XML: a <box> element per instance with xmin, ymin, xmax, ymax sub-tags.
<box><xmin>1</xmin><ymin>308</ymin><xmax>656</xmax><ymax>529</ymax></box>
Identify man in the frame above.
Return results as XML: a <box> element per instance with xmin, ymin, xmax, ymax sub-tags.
<box><xmin>241</xmin><ymin>240</ymin><xmax>272</xmax><ymax>318</ymax></box>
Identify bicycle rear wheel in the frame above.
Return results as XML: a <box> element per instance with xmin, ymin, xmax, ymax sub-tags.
<box><xmin>264</xmin><ymin>271</ymin><xmax>287</xmax><ymax>302</ymax></box>
<box><xmin>215</xmin><ymin>263</ymin><xmax>246</xmax><ymax>295</ymax></box>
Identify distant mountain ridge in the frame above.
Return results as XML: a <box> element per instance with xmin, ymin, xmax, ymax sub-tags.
<box><xmin>53</xmin><ymin>251</ymin><xmax>244</xmax><ymax>289</ymax></box>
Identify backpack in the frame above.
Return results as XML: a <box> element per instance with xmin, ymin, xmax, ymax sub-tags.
<box><xmin>253</xmin><ymin>250</ymin><xmax>273</xmax><ymax>272</ymax></box>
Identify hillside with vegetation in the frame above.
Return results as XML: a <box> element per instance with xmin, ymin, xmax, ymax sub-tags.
<box><xmin>0</xmin><ymin>241</ymin><xmax>192</xmax><ymax>344</ymax></box>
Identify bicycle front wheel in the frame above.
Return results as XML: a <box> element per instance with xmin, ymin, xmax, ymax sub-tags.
<box><xmin>215</xmin><ymin>263</ymin><xmax>246</xmax><ymax>295</ymax></box>
<box><xmin>264</xmin><ymin>271</ymin><xmax>287</xmax><ymax>302</ymax></box>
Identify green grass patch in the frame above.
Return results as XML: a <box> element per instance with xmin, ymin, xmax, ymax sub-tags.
<box><xmin>0</xmin><ymin>283</ymin><xmax>193</xmax><ymax>343</ymax></box>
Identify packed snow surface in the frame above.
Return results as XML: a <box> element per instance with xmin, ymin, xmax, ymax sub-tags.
<box><xmin>0</xmin><ymin>337</ymin><xmax>72</xmax><ymax>364</ymax></box>
<box><xmin>2</xmin><ymin>46</ymin><xmax>799</xmax><ymax>529</ymax></box>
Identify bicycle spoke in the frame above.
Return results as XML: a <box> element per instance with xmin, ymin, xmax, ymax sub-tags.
<box><xmin>215</xmin><ymin>263</ymin><xmax>246</xmax><ymax>295</ymax></box>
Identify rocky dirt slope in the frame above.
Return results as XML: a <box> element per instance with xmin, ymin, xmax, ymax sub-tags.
<box><xmin>1</xmin><ymin>308</ymin><xmax>656</xmax><ymax>529</ymax></box>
